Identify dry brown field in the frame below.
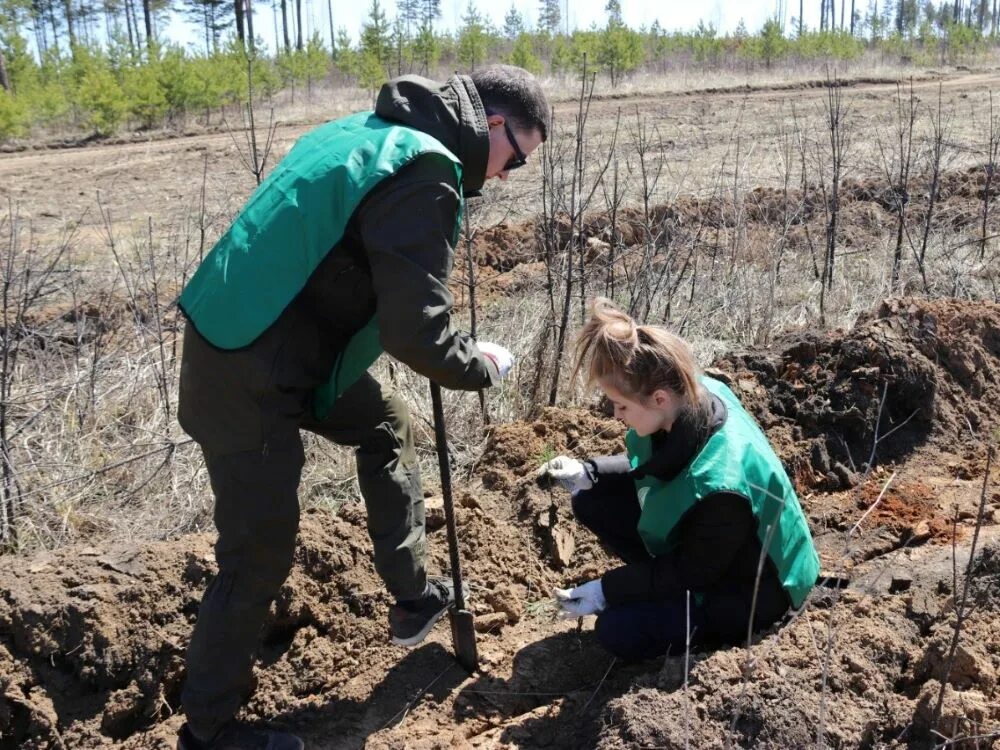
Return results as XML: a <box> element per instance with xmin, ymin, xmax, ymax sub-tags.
<box><xmin>1</xmin><ymin>66</ymin><xmax>999</xmax><ymax>749</ymax></box>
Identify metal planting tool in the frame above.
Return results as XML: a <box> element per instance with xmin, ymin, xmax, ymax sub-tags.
<box><xmin>429</xmin><ymin>381</ymin><xmax>478</xmax><ymax>673</ymax></box>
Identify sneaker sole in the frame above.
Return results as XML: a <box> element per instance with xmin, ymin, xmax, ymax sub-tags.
<box><xmin>391</xmin><ymin>604</ymin><xmax>449</xmax><ymax>647</ymax></box>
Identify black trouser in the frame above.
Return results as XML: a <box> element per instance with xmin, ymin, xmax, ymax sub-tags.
<box><xmin>177</xmin><ymin>322</ymin><xmax>425</xmax><ymax>739</ymax></box>
<box><xmin>571</xmin><ymin>476</ymin><xmax>705</xmax><ymax>662</ymax></box>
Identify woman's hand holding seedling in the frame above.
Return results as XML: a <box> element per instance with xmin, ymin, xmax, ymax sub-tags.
<box><xmin>553</xmin><ymin>580</ymin><xmax>606</xmax><ymax>617</ymax></box>
<box><xmin>536</xmin><ymin>456</ymin><xmax>594</xmax><ymax>494</ymax></box>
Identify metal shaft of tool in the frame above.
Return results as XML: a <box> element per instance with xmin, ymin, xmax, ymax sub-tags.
<box><xmin>429</xmin><ymin>381</ymin><xmax>468</xmax><ymax>612</ymax></box>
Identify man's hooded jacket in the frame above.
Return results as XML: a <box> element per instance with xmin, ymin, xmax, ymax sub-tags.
<box><xmin>178</xmin><ymin>74</ymin><xmax>498</xmax><ymax>442</ymax></box>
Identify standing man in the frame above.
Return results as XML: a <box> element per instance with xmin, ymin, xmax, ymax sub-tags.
<box><xmin>175</xmin><ymin>65</ymin><xmax>549</xmax><ymax>750</ymax></box>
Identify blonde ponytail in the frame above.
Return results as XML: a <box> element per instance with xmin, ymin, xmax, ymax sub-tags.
<box><xmin>573</xmin><ymin>298</ymin><xmax>708</xmax><ymax>420</ymax></box>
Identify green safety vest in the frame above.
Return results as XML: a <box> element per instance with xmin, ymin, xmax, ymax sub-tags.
<box><xmin>626</xmin><ymin>377</ymin><xmax>820</xmax><ymax>608</ymax></box>
<box><xmin>178</xmin><ymin>111</ymin><xmax>463</xmax><ymax>417</ymax></box>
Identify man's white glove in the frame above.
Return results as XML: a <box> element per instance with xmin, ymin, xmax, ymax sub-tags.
<box><xmin>536</xmin><ymin>456</ymin><xmax>594</xmax><ymax>494</ymax></box>
<box><xmin>477</xmin><ymin>341</ymin><xmax>514</xmax><ymax>379</ymax></box>
<box><xmin>554</xmin><ymin>579</ymin><xmax>607</xmax><ymax>618</ymax></box>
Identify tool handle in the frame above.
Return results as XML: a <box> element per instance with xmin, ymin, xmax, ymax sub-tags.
<box><xmin>429</xmin><ymin>381</ymin><xmax>467</xmax><ymax>611</ymax></box>
<box><xmin>477</xmin><ymin>389</ymin><xmax>490</xmax><ymax>425</ymax></box>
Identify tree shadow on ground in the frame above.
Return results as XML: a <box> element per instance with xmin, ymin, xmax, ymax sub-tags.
<box><xmin>274</xmin><ymin>641</ymin><xmax>470</xmax><ymax>749</ymax></box>
<box><xmin>453</xmin><ymin>628</ymin><xmax>659</xmax><ymax>749</ymax></box>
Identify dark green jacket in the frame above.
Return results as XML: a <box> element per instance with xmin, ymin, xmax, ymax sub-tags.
<box><xmin>177</xmin><ymin>74</ymin><xmax>498</xmax><ymax>452</ymax></box>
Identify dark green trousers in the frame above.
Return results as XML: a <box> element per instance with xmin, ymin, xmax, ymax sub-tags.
<box><xmin>177</xmin><ymin>321</ymin><xmax>425</xmax><ymax>739</ymax></box>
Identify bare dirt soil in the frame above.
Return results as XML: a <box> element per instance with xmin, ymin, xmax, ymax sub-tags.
<box><xmin>3</xmin><ymin>72</ymin><xmax>1000</xmax><ymax>749</ymax></box>
<box><xmin>2</xmin><ymin>296</ymin><xmax>999</xmax><ymax>750</ymax></box>
<box><xmin>6</xmin><ymin>69</ymin><xmax>1000</xmax><ymax>254</ymax></box>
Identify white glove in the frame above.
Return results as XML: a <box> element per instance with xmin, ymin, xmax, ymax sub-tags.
<box><xmin>477</xmin><ymin>341</ymin><xmax>514</xmax><ymax>379</ymax></box>
<box><xmin>537</xmin><ymin>456</ymin><xmax>594</xmax><ymax>494</ymax></box>
<box><xmin>554</xmin><ymin>579</ymin><xmax>606</xmax><ymax>618</ymax></box>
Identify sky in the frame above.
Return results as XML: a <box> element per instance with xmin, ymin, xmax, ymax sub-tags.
<box><xmin>164</xmin><ymin>0</ymin><xmax>835</xmax><ymax>55</ymax></box>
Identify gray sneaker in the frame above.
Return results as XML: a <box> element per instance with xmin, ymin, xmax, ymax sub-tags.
<box><xmin>177</xmin><ymin>721</ymin><xmax>303</xmax><ymax>750</ymax></box>
<box><xmin>389</xmin><ymin>576</ymin><xmax>469</xmax><ymax>647</ymax></box>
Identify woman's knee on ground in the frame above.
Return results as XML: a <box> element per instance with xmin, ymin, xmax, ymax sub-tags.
<box><xmin>594</xmin><ymin>603</ymin><xmax>692</xmax><ymax>662</ymax></box>
<box><xmin>595</xmin><ymin>610</ymin><xmax>659</xmax><ymax>662</ymax></box>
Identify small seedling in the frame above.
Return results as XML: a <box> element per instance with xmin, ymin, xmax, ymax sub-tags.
<box><xmin>524</xmin><ymin>597</ymin><xmax>561</xmax><ymax>621</ymax></box>
<box><xmin>535</xmin><ymin>445</ymin><xmax>561</xmax><ymax>490</ymax></box>
<box><xmin>537</xmin><ymin>444</ymin><xmax>557</xmax><ymax>465</ymax></box>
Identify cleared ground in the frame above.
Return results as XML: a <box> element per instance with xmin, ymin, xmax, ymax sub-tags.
<box><xmin>1</xmin><ymin>69</ymin><xmax>999</xmax><ymax>749</ymax></box>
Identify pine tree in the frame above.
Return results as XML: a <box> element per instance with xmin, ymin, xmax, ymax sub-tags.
<box><xmin>333</xmin><ymin>25</ymin><xmax>356</xmax><ymax>76</ymax></box>
<box><xmin>279</xmin><ymin>0</ymin><xmax>290</xmax><ymax>53</ymax></box>
<box><xmin>0</xmin><ymin>0</ymin><xmax>24</xmax><ymax>91</ymax></box>
<box><xmin>395</xmin><ymin>0</ymin><xmax>421</xmax><ymax>72</ymax></box>
<box><xmin>503</xmin><ymin>3</ymin><xmax>524</xmax><ymax>38</ymax></box>
<box><xmin>302</xmin><ymin>30</ymin><xmax>329</xmax><ymax>93</ymax></box>
<box><xmin>295</xmin><ymin>0</ymin><xmax>302</xmax><ymax>50</ymax></box>
<box><xmin>61</xmin><ymin>0</ymin><xmax>78</xmax><ymax>48</ymax></box>
<box><xmin>757</xmin><ymin>16</ymin><xmax>787</xmax><ymax>67</ymax></box>
<box><xmin>508</xmin><ymin>32</ymin><xmax>540</xmax><ymax>72</ymax></box>
<box><xmin>325</xmin><ymin>0</ymin><xmax>333</xmax><ymax>60</ymax></box>
<box><xmin>419</xmin><ymin>0</ymin><xmax>440</xmax><ymax>26</ymax></box>
<box><xmin>391</xmin><ymin>15</ymin><xmax>405</xmax><ymax>74</ymax></box>
<box><xmin>605</xmin><ymin>0</ymin><xmax>623</xmax><ymax>27</ymax></box>
<box><xmin>599</xmin><ymin>0</ymin><xmax>641</xmax><ymax>85</ymax></box>
<box><xmin>398</xmin><ymin>0</ymin><xmax>420</xmax><ymax>29</ymax></box>
<box><xmin>139</xmin><ymin>0</ymin><xmax>151</xmax><ymax>50</ymax></box>
<box><xmin>181</xmin><ymin>0</ymin><xmax>231</xmax><ymax>54</ymax></box>
<box><xmin>412</xmin><ymin>20</ymin><xmax>438</xmax><ymax>73</ymax></box>
<box><xmin>360</xmin><ymin>0</ymin><xmax>391</xmax><ymax>78</ymax></box>
<box><xmin>538</xmin><ymin>0</ymin><xmax>559</xmax><ymax>34</ymax></box>
<box><xmin>457</xmin><ymin>0</ymin><xmax>487</xmax><ymax>69</ymax></box>
<box><xmin>233</xmin><ymin>0</ymin><xmax>244</xmax><ymax>47</ymax></box>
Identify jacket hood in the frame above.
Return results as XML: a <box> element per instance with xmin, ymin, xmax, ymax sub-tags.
<box><xmin>375</xmin><ymin>73</ymin><xmax>490</xmax><ymax>197</ymax></box>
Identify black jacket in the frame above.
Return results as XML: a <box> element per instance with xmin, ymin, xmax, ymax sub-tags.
<box><xmin>593</xmin><ymin>394</ymin><xmax>792</xmax><ymax>645</ymax></box>
<box><xmin>292</xmin><ymin>73</ymin><xmax>498</xmax><ymax>391</ymax></box>
<box><xmin>178</xmin><ymin>74</ymin><xmax>497</xmax><ymax>454</ymax></box>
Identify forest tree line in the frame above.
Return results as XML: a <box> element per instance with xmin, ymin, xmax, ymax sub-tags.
<box><xmin>0</xmin><ymin>0</ymin><xmax>997</xmax><ymax>139</ymax></box>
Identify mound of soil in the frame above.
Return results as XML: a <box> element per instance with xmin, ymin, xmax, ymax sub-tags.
<box><xmin>0</xmin><ymin>406</ymin><xmax>627</xmax><ymax>749</ymax></box>
<box><xmin>0</xmin><ymin>510</ymin><xmax>394</xmax><ymax>747</ymax></box>
<box><xmin>2</xmin><ymin>297</ymin><xmax>999</xmax><ymax>749</ymax></box>
<box><xmin>712</xmin><ymin>297</ymin><xmax>1000</xmax><ymax>492</ymax></box>
<box><xmin>598</xmin><ymin>563</ymin><xmax>1000</xmax><ymax>750</ymax></box>
<box><xmin>454</xmin><ymin>167</ymin><xmax>1000</xmax><ymax>310</ymax></box>
<box><xmin>477</xmin><ymin>406</ymin><xmax>624</xmax><ymax>496</ymax></box>
<box><xmin>470</xmin><ymin>223</ymin><xmax>544</xmax><ymax>273</ymax></box>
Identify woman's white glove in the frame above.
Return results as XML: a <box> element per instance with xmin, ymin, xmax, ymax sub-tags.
<box><xmin>554</xmin><ymin>579</ymin><xmax>607</xmax><ymax>618</ymax></box>
<box><xmin>477</xmin><ymin>341</ymin><xmax>514</xmax><ymax>379</ymax></box>
<box><xmin>536</xmin><ymin>456</ymin><xmax>594</xmax><ymax>494</ymax></box>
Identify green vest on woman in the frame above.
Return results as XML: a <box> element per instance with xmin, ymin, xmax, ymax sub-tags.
<box><xmin>626</xmin><ymin>377</ymin><xmax>820</xmax><ymax>608</ymax></box>
<box><xmin>177</xmin><ymin>111</ymin><xmax>463</xmax><ymax>417</ymax></box>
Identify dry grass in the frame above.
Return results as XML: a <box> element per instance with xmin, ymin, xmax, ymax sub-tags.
<box><xmin>2</xmin><ymin>63</ymin><xmax>1000</xmax><ymax>553</ymax></box>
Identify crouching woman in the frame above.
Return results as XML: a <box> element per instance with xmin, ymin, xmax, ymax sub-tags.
<box><xmin>539</xmin><ymin>298</ymin><xmax>820</xmax><ymax>661</ymax></box>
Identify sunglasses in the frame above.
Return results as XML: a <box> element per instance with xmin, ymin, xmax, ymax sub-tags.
<box><xmin>499</xmin><ymin>119</ymin><xmax>528</xmax><ymax>171</ymax></box>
